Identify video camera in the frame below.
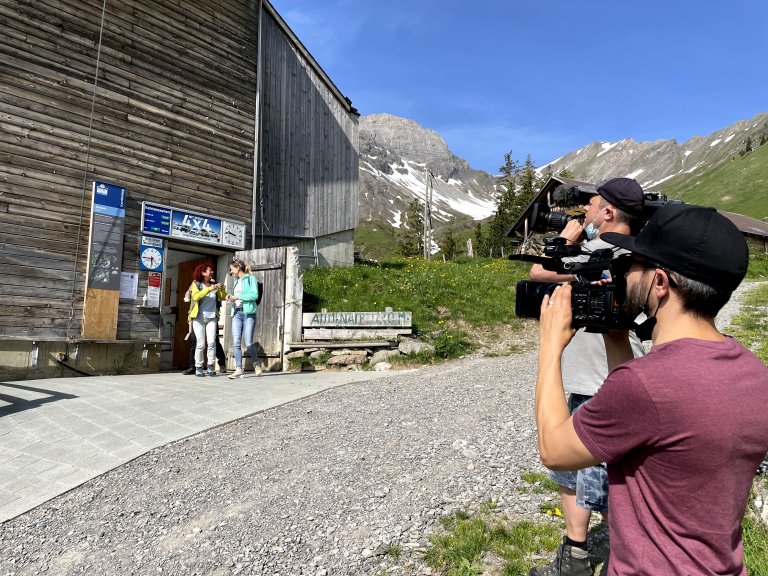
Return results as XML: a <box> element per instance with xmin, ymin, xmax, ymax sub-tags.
<box><xmin>527</xmin><ymin>185</ymin><xmax>680</xmax><ymax>233</ymax></box>
<box><xmin>510</xmin><ymin>237</ymin><xmax>634</xmax><ymax>331</ymax></box>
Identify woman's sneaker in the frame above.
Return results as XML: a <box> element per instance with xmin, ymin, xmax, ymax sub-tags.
<box><xmin>206</xmin><ymin>365</ymin><xmax>217</xmax><ymax>377</ymax></box>
<box><xmin>195</xmin><ymin>367</ymin><xmax>205</xmax><ymax>377</ymax></box>
<box><xmin>228</xmin><ymin>367</ymin><xmax>244</xmax><ymax>379</ymax></box>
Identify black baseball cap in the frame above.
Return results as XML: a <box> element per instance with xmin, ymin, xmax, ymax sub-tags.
<box><xmin>602</xmin><ymin>203</ymin><xmax>748</xmax><ymax>291</ymax></box>
<box><xmin>594</xmin><ymin>177</ymin><xmax>644</xmax><ymax>213</ymax></box>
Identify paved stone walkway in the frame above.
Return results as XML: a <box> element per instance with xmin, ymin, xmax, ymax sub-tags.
<box><xmin>0</xmin><ymin>369</ymin><xmax>395</xmax><ymax>523</ymax></box>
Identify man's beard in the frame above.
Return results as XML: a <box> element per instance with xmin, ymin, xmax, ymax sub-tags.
<box><xmin>624</xmin><ymin>275</ymin><xmax>651</xmax><ymax>318</ymax></box>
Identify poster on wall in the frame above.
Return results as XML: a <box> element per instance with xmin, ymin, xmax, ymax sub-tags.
<box><xmin>87</xmin><ymin>181</ymin><xmax>126</xmax><ymax>291</ymax></box>
<box><xmin>170</xmin><ymin>210</ymin><xmax>222</xmax><ymax>245</ymax></box>
<box><xmin>141</xmin><ymin>202</ymin><xmax>246</xmax><ymax>249</ymax></box>
<box><xmin>147</xmin><ymin>272</ymin><xmax>162</xmax><ymax>307</ymax></box>
<box><xmin>120</xmin><ymin>272</ymin><xmax>138</xmax><ymax>300</ymax></box>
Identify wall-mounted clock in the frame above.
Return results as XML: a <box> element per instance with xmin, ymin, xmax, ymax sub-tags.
<box><xmin>222</xmin><ymin>221</ymin><xmax>245</xmax><ymax>248</ymax></box>
<box><xmin>140</xmin><ymin>246</ymin><xmax>163</xmax><ymax>271</ymax></box>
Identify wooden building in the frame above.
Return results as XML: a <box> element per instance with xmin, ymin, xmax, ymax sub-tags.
<box><xmin>0</xmin><ymin>0</ymin><xmax>359</xmax><ymax>379</ymax></box>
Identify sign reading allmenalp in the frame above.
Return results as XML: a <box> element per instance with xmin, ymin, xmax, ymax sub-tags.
<box><xmin>303</xmin><ymin>310</ymin><xmax>412</xmax><ymax>328</ymax></box>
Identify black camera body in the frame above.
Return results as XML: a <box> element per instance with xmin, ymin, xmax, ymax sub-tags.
<box><xmin>510</xmin><ymin>238</ymin><xmax>634</xmax><ymax>331</ymax></box>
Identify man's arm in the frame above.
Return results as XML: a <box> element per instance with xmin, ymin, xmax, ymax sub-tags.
<box><xmin>529</xmin><ymin>220</ymin><xmax>585</xmax><ymax>283</ymax></box>
<box><xmin>536</xmin><ymin>284</ymin><xmax>601</xmax><ymax>470</ymax></box>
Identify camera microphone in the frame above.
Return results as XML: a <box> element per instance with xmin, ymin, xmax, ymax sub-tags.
<box><xmin>552</xmin><ymin>185</ymin><xmax>574</xmax><ymax>205</ymax></box>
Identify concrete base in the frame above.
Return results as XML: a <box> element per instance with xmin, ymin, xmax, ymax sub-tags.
<box><xmin>0</xmin><ymin>341</ymin><xmax>163</xmax><ymax>381</ymax></box>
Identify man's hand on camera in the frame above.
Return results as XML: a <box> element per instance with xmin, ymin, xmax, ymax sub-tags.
<box><xmin>535</xmin><ymin>283</ymin><xmax>600</xmax><ymax>471</ymax></box>
<box><xmin>539</xmin><ymin>284</ymin><xmax>577</xmax><ymax>353</ymax></box>
<box><xmin>560</xmin><ymin>219</ymin><xmax>585</xmax><ymax>244</ymax></box>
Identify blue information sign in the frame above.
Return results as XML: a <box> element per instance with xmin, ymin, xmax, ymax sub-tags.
<box><xmin>87</xmin><ymin>181</ymin><xmax>126</xmax><ymax>291</ymax></box>
<box><xmin>140</xmin><ymin>202</ymin><xmax>245</xmax><ymax>249</ymax></box>
<box><xmin>142</xmin><ymin>203</ymin><xmax>172</xmax><ymax>236</ymax></box>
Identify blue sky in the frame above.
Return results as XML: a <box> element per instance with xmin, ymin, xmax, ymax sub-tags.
<box><xmin>269</xmin><ymin>0</ymin><xmax>767</xmax><ymax>174</ymax></box>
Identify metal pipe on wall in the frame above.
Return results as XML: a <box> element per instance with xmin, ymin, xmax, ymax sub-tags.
<box><xmin>251</xmin><ymin>0</ymin><xmax>265</xmax><ymax>250</ymax></box>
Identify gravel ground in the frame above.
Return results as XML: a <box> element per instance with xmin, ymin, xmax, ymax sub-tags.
<box><xmin>0</xmin><ymin>282</ymin><xmax>762</xmax><ymax>576</ymax></box>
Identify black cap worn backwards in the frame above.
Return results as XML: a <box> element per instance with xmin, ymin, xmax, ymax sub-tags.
<box><xmin>601</xmin><ymin>203</ymin><xmax>748</xmax><ymax>291</ymax></box>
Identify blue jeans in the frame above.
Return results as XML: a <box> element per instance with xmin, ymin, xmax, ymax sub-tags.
<box><xmin>231</xmin><ymin>309</ymin><xmax>258</xmax><ymax>368</ymax></box>
<box><xmin>549</xmin><ymin>393</ymin><xmax>609</xmax><ymax>513</ymax></box>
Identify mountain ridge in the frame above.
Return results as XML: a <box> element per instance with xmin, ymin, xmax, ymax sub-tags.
<box><xmin>355</xmin><ymin>112</ymin><xmax>768</xmax><ymax>248</ymax></box>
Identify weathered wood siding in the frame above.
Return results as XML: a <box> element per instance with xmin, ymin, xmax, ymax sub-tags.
<box><xmin>0</xmin><ymin>0</ymin><xmax>357</xmax><ymax>341</ymax></box>
<box><xmin>257</xmin><ymin>6</ymin><xmax>359</xmax><ymax>240</ymax></box>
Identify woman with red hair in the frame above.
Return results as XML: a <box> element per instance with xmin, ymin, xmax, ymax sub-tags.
<box><xmin>188</xmin><ymin>263</ymin><xmax>227</xmax><ymax>376</ymax></box>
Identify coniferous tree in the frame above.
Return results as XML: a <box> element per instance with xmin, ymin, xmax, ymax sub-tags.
<box><xmin>397</xmin><ymin>200</ymin><xmax>424</xmax><ymax>257</ymax></box>
<box><xmin>473</xmin><ymin>223</ymin><xmax>486</xmax><ymax>257</ymax></box>
<box><xmin>557</xmin><ymin>167</ymin><xmax>574</xmax><ymax>179</ymax></box>
<box><xmin>511</xmin><ymin>155</ymin><xmax>539</xmax><ymax>225</ymax></box>
<box><xmin>439</xmin><ymin>221</ymin><xmax>459</xmax><ymax>260</ymax></box>
<box><xmin>538</xmin><ymin>165</ymin><xmax>554</xmax><ymax>186</ymax></box>
<box><xmin>487</xmin><ymin>151</ymin><xmax>521</xmax><ymax>256</ymax></box>
<box><xmin>741</xmin><ymin>136</ymin><xmax>752</xmax><ymax>157</ymax></box>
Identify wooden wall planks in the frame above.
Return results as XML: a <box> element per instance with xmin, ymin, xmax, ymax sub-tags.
<box><xmin>0</xmin><ymin>0</ymin><xmax>358</xmax><ymax>342</ymax></box>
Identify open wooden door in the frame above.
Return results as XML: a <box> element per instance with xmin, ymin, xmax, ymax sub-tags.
<box><xmin>233</xmin><ymin>246</ymin><xmax>300</xmax><ymax>371</ymax></box>
<box><xmin>172</xmin><ymin>257</ymin><xmax>210</xmax><ymax>368</ymax></box>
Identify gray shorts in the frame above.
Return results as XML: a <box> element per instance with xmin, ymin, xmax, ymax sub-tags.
<box><xmin>549</xmin><ymin>393</ymin><xmax>609</xmax><ymax>513</ymax></box>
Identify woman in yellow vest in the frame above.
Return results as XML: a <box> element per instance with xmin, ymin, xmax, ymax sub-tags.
<box><xmin>189</xmin><ymin>263</ymin><xmax>227</xmax><ymax>377</ymax></box>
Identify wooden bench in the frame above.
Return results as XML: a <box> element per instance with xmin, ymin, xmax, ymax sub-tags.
<box><xmin>288</xmin><ymin>308</ymin><xmax>412</xmax><ymax>349</ymax></box>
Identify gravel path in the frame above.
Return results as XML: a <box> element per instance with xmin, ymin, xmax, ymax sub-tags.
<box><xmin>0</xmin><ymin>282</ymin><xmax>763</xmax><ymax>576</ymax></box>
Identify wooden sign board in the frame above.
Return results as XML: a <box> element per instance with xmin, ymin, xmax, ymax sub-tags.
<box><xmin>303</xmin><ymin>310</ymin><xmax>412</xmax><ymax>328</ymax></box>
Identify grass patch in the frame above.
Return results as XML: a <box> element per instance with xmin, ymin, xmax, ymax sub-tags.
<box><xmin>660</xmin><ymin>140</ymin><xmax>768</xmax><ymax>220</ymax></box>
<box><xmin>744</xmin><ymin>512</ymin><xmax>768</xmax><ymax>575</ymax></box>
<box><xmin>302</xmin><ymin>257</ymin><xmax>530</xmax><ymax>354</ymax></box>
<box><xmin>520</xmin><ymin>472</ymin><xmax>561</xmax><ymax>493</ymax></box>
<box><xmin>746</xmin><ymin>250</ymin><xmax>768</xmax><ymax>281</ymax></box>
<box><xmin>745</xmin><ymin>481</ymin><xmax>768</xmax><ymax>575</ymax></box>
<box><xmin>725</xmin><ymin>283</ymin><xmax>768</xmax><ymax>363</ymax></box>
<box><xmin>423</xmin><ymin>510</ymin><xmax>561</xmax><ymax>576</ymax></box>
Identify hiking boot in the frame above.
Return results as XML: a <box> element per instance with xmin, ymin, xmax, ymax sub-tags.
<box><xmin>195</xmin><ymin>368</ymin><xmax>205</xmax><ymax>377</ymax></box>
<box><xmin>206</xmin><ymin>364</ymin><xmax>217</xmax><ymax>377</ymax></box>
<box><xmin>529</xmin><ymin>539</ymin><xmax>592</xmax><ymax>576</ymax></box>
<box><xmin>182</xmin><ymin>367</ymin><xmax>196</xmax><ymax>375</ymax></box>
<box><xmin>228</xmin><ymin>367</ymin><xmax>244</xmax><ymax>379</ymax></box>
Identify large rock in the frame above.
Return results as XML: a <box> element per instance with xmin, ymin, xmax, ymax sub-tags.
<box><xmin>398</xmin><ymin>339</ymin><xmax>434</xmax><ymax>355</ymax></box>
<box><xmin>327</xmin><ymin>354</ymin><xmax>368</xmax><ymax>366</ymax></box>
<box><xmin>370</xmin><ymin>349</ymin><xmax>401</xmax><ymax>365</ymax></box>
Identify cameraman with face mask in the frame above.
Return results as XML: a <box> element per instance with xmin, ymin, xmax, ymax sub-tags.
<box><xmin>536</xmin><ymin>204</ymin><xmax>768</xmax><ymax>575</ymax></box>
<box><xmin>529</xmin><ymin>178</ymin><xmax>646</xmax><ymax>576</ymax></box>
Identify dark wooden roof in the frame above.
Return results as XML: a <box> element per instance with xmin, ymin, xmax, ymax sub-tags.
<box><xmin>720</xmin><ymin>211</ymin><xmax>768</xmax><ymax>239</ymax></box>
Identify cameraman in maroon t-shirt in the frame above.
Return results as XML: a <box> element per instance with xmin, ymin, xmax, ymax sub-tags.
<box><xmin>533</xmin><ymin>204</ymin><xmax>768</xmax><ymax>575</ymax></box>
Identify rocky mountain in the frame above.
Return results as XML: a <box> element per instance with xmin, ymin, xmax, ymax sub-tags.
<box><xmin>356</xmin><ymin>111</ymin><xmax>768</xmax><ymax>240</ymax></box>
<box><xmin>358</xmin><ymin>114</ymin><xmax>498</xmax><ymax>229</ymax></box>
<box><xmin>541</xmin><ymin>112</ymin><xmax>768</xmax><ymax>190</ymax></box>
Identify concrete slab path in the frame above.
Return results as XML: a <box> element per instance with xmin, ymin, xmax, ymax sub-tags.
<box><xmin>0</xmin><ymin>369</ymin><xmax>394</xmax><ymax>523</ymax></box>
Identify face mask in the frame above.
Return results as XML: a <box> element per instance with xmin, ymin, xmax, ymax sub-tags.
<box><xmin>631</xmin><ymin>312</ymin><xmax>657</xmax><ymax>341</ymax></box>
<box><xmin>630</xmin><ymin>272</ymin><xmax>661</xmax><ymax>341</ymax></box>
<box><xmin>584</xmin><ymin>212</ymin><xmax>604</xmax><ymax>240</ymax></box>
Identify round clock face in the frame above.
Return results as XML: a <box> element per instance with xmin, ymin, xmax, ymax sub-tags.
<box><xmin>223</xmin><ymin>223</ymin><xmax>244</xmax><ymax>246</ymax></box>
<box><xmin>141</xmin><ymin>247</ymin><xmax>163</xmax><ymax>270</ymax></box>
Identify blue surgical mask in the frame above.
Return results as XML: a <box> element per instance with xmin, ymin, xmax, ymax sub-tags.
<box><xmin>584</xmin><ymin>213</ymin><xmax>603</xmax><ymax>240</ymax></box>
